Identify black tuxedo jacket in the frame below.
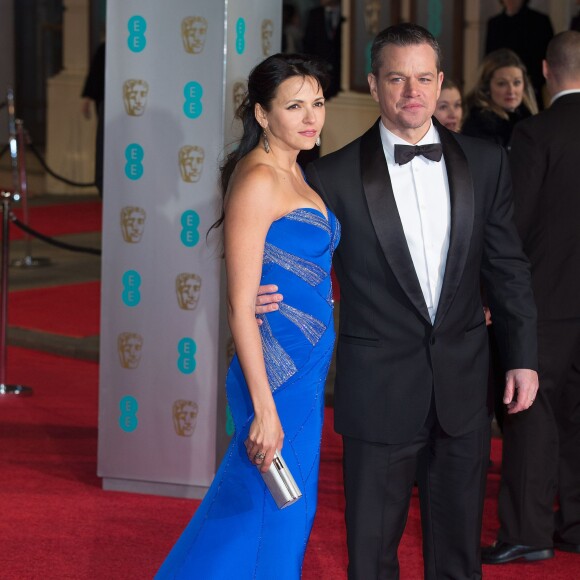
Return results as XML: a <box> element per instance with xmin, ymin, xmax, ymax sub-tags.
<box><xmin>509</xmin><ymin>92</ymin><xmax>580</xmax><ymax>320</ymax></box>
<box><xmin>306</xmin><ymin>119</ymin><xmax>537</xmax><ymax>444</ymax></box>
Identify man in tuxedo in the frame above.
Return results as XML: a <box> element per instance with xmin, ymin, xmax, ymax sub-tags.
<box><xmin>306</xmin><ymin>23</ymin><xmax>540</xmax><ymax>579</ymax></box>
<box><xmin>482</xmin><ymin>30</ymin><xmax>580</xmax><ymax>565</ymax></box>
<box><xmin>259</xmin><ymin>23</ymin><xmax>538</xmax><ymax>578</ymax></box>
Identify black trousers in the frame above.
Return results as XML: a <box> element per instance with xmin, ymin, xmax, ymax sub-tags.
<box><xmin>498</xmin><ymin>318</ymin><xmax>580</xmax><ymax>547</ymax></box>
<box><xmin>343</xmin><ymin>399</ymin><xmax>491</xmax><ymax>579</ymax></box>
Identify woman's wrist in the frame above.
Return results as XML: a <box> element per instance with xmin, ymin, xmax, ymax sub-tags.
<box><xmin>252</xmin><ymin>398</ymin><xmax>277</xmax><ymax>418</ymax></box>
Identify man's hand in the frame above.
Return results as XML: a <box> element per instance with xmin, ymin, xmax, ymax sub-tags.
<box><xmin>255</xmin><ymin>284</ymin><xmax>283</xmax><ymax>322</ymax></box>
<box><xmin>503</xmin><ymin>368</ymin><xmax>539</xmax><ymax>414</ymax></box>
<box><xmin>483</xmin><ymin>306</ymin><xmax>492</xmax><ymax>326</ymax></box>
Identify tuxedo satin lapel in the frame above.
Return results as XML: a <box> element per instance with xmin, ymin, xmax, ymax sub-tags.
<box><xmin>360</xmin><ymin>121</ymin><xmax>431</xmax><ymax>324</ymax></box>
<box><xmin>433</xmin><ymin>122</ymin><xmax>474</xmax><ymax>329</ymax></box>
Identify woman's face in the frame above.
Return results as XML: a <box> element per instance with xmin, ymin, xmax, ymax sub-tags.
<box><xmin>435</xmin><ymin>87</ymin><xmax>463</xmax><ymax>132</ymax></box>
<box><xmin>260</xmin><ymin>75</ymin><xmax>325</xmax><ymax>152</ymax></box>
<box><xmin>489</xmin><ymin>66</ymin><xmax>524</xmax><ymax>112</ymax></box>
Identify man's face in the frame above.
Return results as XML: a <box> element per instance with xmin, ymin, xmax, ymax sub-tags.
<box><xmin>502</xmin><ymin>0</ymin><xmax>525</xmax><ymax>14</ymax></box>
<box><xmin>368</xmin><ymin>43</ymin><xmax>442</xmax><ymax>142</ymax></box>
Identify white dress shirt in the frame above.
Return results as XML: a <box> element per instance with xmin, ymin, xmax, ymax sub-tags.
<box><xmin>379</xmin><ymin>120</ymin><xmax>451</xmax><ymax>324</ymax></box>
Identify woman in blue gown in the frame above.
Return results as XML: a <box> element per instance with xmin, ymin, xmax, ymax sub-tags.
<box><xmin>156</xmin><ymin>54</ymin><xmax>340</xmax><ymax>579</ymax></box>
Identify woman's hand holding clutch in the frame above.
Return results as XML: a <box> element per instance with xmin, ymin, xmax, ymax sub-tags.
<box><xmin>245</xmin><ymin>406</ymin><xmax>284</xmax><ymax>473</ymax></box>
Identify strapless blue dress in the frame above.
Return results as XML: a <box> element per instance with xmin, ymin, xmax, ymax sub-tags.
<box><xmin>156</xmin><ymin>207</ymin><xmax>340</xmax><ymax>579</ymax></box>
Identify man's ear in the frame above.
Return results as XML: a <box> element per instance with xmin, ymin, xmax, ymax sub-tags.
<box><xmin>542</xmin><ymin>59</ymin><xmax>549</xmax><ymax>81</ymax></box>
<box><xmin>368</xmin><ymin>73</ymin><xmax>379</xmax><ymax>103</ymax></box>
<box><xmin>437</xmin><ymin>71</ymin><xmax>444</xmax><ymax>99</ymax></box>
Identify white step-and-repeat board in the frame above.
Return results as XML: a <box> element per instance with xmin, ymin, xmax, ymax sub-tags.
<box><xmin>98</xmin><ymin>0</ymin><xmax>281</xmax><ymax>498</ymax></box>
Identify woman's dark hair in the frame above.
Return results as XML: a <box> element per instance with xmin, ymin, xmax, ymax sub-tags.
<box><xmin>209</xmin><ymin>53</ymin><xmax>329</xmax><ymax>233</ymax></box>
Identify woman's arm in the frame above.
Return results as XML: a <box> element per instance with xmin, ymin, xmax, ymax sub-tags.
<box><xmin>224</xmin><ymin>163</ymin><xmax>285</xmax><ymax>472</ymax></box>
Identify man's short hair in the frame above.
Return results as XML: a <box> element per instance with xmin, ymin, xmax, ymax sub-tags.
<box><xmin>370</xmin><ymin>23</ymin><xmax>442</xmax><ymax>76</ymax></box>
<box><xmin>546</xmin><ymin>31</ymin><xmax>580</xmax><ymax>80</ymax></box>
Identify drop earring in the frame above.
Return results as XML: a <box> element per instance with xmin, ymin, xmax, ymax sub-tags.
<box><xmin>315</xmin><ymin>135</ymin><xmax>321</xmax><ymax>147</ymax></box>
<box><xmin>263</xmin><ymin>130</ymin><xmax>270</xmax><ymax>153</ymax></box>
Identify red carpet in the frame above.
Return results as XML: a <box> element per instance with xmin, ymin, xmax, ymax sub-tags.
<box><xmin>3</xmin><ymin>200</ymin><xmax>102</xmax><ymax>240</ymax></box>
<box><xmin>9</xmin><ymin>282</ymin><xmax>100</xmax><ymax>337</ymax></box>
<box><xmin>2</xmin><ymin>346</ymin><xmax>579</xmax><ymax>579</ymax></box>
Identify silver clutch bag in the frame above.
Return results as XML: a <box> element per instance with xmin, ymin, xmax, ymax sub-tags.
<box><xmin>261</xmin><ymin>450</ymin><xmax>303</xmax><ymax>509</ymax></box>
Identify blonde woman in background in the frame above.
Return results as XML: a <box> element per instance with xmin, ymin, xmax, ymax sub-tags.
<box><xmin>462</xmin><ymin>48</ymin><xmax>537</xmax><ymax>150</ymax></box>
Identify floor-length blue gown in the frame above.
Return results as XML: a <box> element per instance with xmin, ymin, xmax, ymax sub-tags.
<box><xmin>156</xmin><ymin>207</ymin><xmax>340</xmax><ymax>579</ymax></box>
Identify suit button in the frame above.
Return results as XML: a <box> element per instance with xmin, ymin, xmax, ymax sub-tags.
<box><xmin>430</xmin><ymin>336</ymin><xmax>436</xmax><ymax>346</ymax></box>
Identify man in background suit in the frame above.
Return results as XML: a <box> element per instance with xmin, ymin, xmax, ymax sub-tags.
<box><xmin>483</xmin><ymin>30</ymin><xmax>580</xmax><ymax>565</ymax></box>
<box><xmin>300</xmin><ymin>0</ymin><xmax>342</xmax><ymax>168</ymax></box>
<box><xmin>303</xmin><ymin>0</ymin><xmax>342</xmax><ymax>99</ymax></box>
<box><xmin>260</xmin><ymin>23</ymin><xmax>539</xmax><ymax>579</ymax></box>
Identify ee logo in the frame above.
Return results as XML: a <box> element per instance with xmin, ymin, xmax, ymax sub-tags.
<box><xmin>128</xmin><ymin>16</ymin><xmax>147</xmax><ymax>53</ymax></box>
<box><xmin>125</xmin><ymin>144</ymin><xmax>144</xmax><ymax>180</ymax></box>
<box><xmin>177</xmin><ymin>338</ymin><xmax>197</xmax><ymax>374</ymax></box>
<box><xmin>235</xmin><ymin>18</ymin><xmax>246</xmax><ymax>55</ymax></box>
<box><xmin>183</xmin><ymin>82</ymin><xmax>203</xmax><ymax>119</ymax></box>
<box><xmin>122</xmin><ymin>270</ymin><xmax>141</xmax><ymax>307</ymax></box>
<box><xmin>119</xmin><ymin>396</ymin><xmax>139</xmax><ymax>432</ymax></box>
<box><xmin>180</xmin><ymin>210</ymin><xmax>200</xmax><ymax>247</ymax></box>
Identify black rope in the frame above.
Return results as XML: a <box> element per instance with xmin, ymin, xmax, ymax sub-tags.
<box><xmin>10</xmin><ymin>215</ymin><xmax>101</xmax><ymax>256</ymax></box>
<box><xmin>27</xmin><ymin>142</ymin><xmax>97</xmax><ymax>188</ymax></box>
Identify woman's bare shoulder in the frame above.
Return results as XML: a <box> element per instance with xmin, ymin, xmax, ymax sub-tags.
<box><xmin>226</xmin><ymin>156</ymin><xmax>282</xmax><ymax>216</ymax></box>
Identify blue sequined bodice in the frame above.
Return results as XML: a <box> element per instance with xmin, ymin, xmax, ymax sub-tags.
<box><xmin>258</xmin><ymin>207</ymin><xmax>340</xmax><ymax>392</ymax></box>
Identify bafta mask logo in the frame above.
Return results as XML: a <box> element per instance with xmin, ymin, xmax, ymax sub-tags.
<box><xmin>179</xmin><ymin>145</ymin><xmax>205</xmax><ymax>183</ymax></box>
<box><xmin>120</xmin><ymin>206</ymin><xmax>146</xmax><ymax>243</ymax></box>
<box><xmin>123</xmin><ymin>79</ymin><xmax>149</xmax><ymax>117</ymax></box>
<box><xmin>173</xmin><ymin>399</ymin><xmax>199</xmax><ymax>437</ymax></box>
<box><xmin>226</xmin><ymin>336</ymin><xmax>236</xmax><ymax>366</ymax></box>
<box><xmin>261</xmin><ymin>19</ymin><xmax>274</xmax><ymax>56</ymax></box>
<box><xmin>232</xmin><ymin>80</ymin><xmax>247</xmax><ymax>116</ymax></box>
<box><xmin>118</xmin><ymin>332</ymin><xmax>143</xmax><ymax>369</ymax></box>
<box><xmin>181</xmin><ymin>16</ymin><xmax>208</xmax><ymax>54</ymax></box>
<box><xmin>175</xmin><ymin>273</ymin><xmax>202</xmax><ymax>311</ymax></box>
<box><xmin>364</xmin><ymin>0</ymin><xmax>381</xmax><ymax>35</ymax></box>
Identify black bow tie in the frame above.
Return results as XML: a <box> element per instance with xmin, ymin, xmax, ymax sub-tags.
<box><xmin>394</xmin><ymin>143</ymin><xmax>443</xmax><ymax>165</ymax></box>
